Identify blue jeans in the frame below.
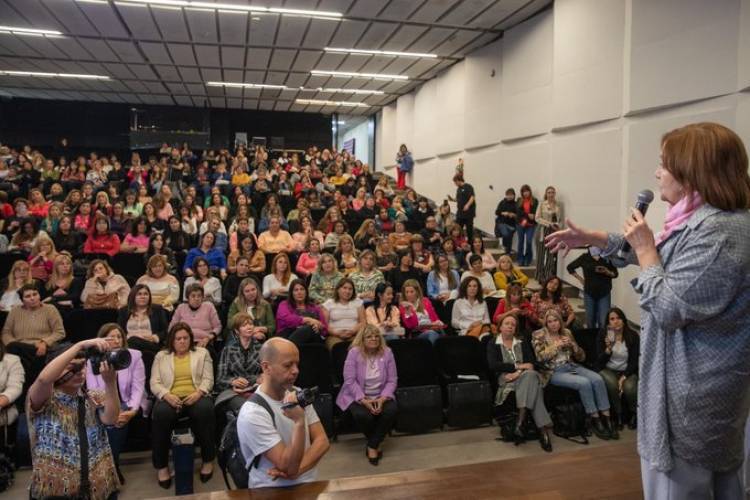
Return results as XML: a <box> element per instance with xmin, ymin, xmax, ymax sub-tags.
<box><xmin>417</xmin><ymin>330</ymin><xmax>442</xmax><ymax>345</ymax></box>
<box><xmin>584</xmin><ymin>293</ymin><xmax>611</xmax><ymax>330</ymax></box>
<box><xmin>517</xmin><ymin>225</ymin><xmax>536</xmax><ymax>266</ymax></box>
<box><xmin>495</xmin><ymin>223</ymin><xmax>516</xmax><ymax>255</ymax></box>
<box><xmin>550</xmin><ymin>363</ymin><xmax>610</xmax><ymax>414</ymax></box>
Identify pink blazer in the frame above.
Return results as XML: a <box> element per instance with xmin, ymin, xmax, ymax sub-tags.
<box><xmin>336</xmin><ymin>346</ymin><xmax>397</xmax><ymax>411</ymax></box>
<box><xmin>85</xmin><ymin>348</ymin><xmax>146</xmax><ymax>412</ymax></box>
<box><xmin>399</xmin><ymin>298</ymin><xmax>440</xmax><ymax>332</ymax></box>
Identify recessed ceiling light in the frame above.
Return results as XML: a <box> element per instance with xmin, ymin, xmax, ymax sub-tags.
<box><xmin>310</xmin><ymin>70</ymin><xmax>407</xmax><ymax>81</ymax></box>
<box><xmin>0</xmin><ymin>70</ymin><xmax>111</xmax><ymax>80</ymax></box>
<box><xmin>0</xmin><ymin>25</ymin><xmax>63</xmax><ymax>36</ymax></box>
<box><xmin>76</xmin><ymin>0</ymin><xmax>109</xmax><ymax>4</ymax></box>
<box><xmin>115</xmin><ymin>0</ymin><xmax>342</xmax><ymax>18</ymax></box>
<box><xmin>207</xmin><ymin>81</ymin><xmax>286</xmax><ymax>90</ymax></box>
<box><xmin>325</xmin><ymin>47</ymin><xmax>438</xmax><ymax>59</ymax></box>
<box><xmin>296</xmin><ymin>98</ymin><xmax>370</xmax><ymax>107</ymax></box>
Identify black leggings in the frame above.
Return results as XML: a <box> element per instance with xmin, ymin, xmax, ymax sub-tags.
<box><xmin>279</xmin><ymin>325</ymin><xmax>324</xmax><ymax>347</ymax></box>
<box><xmin>151</xmin><ymin>397</ymin><xmax>216</xmax><ymax>469</ymax></box>
<box><xmin>349</xmin><ymin>400</ymin><xmax>398</xmax><ymax>449</ymax></box>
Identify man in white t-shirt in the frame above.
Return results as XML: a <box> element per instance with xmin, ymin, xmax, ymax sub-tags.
<box><xmin>237</xmin><ymin>337</ymin><xmax>330</xmax><ymax>488</ymax></box>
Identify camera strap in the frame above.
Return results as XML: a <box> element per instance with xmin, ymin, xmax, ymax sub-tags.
<box><xmin>77</xmin><ymin>395</ymin><xmax>91</xmax><ymax>500</ymax></box>
<box><xmin>248</xmin><ymin>392</ymin><xmax>275</xmax><ymax>469</ymax></box>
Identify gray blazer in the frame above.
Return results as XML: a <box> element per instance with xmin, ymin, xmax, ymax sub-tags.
<box><xmin>603</xmin><ymin>205</ymin><xmax>750</xmax><ymax>473</ymax></box>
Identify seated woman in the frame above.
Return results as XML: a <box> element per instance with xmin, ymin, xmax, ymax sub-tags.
<box><xmin>53</xmin><ymin>215</ymin><xmax>83</xmax><ymax>255</ymax></box>
<box><xmin>137</xmin><ymin>255</ymin><xmax>180</xmax><ymax>311</ymax></box>
<box><xmin>226</xmin><ymin>277</ymin><xmax>275</xmax><ymax>342</ymax></box>
<box><xmin>165</xmin><ymin>215</ymin><xmax>192</xmax><ymax>255</ymax></box>
<box><xmin>349</xmin><ymin>250</ymin><xmax>385</xmax><ymax>306</ymax></box>
<box><xmin>117</xmin><ymin>284</ymin><xmax>169</xmax><ymax>381</ymax></box>
<box><xmin>391</xmin><ymin>252</ymin><xmax>423</xmax><ymax>300</ymax></box>
<box><xmin>213</xmin><ymin>313</ymin><xmax>263</xmax><ymax>415</ymax></box>
<box><xmin>262</xmin><ymin>252</ymin><xmax>298</xmax><ymax>302</ymax></box>
<box><xmin>492</xmin><ymin>284</ymin><xmax>533</xmax><ymax>334</ymax></box>
<box><xmin>334</xmin><ymin>234</ymin><xmax>359</xmax><ymax>276</ymax></box>
<box><xmin>41</xmin><ymin>251</ymin><xmax>81</xmax><ymax>308</ymax></box>
<box><xmin>365</xmin><ymin>282</ymin><xmax>405</xmax><ymax>340</ymax></box>
<box><xmin>399</xmin><ymin>279</ymin><xmax>445</xmax><ymax>344</ymax></box>
<box><xmin>493</xmin><ymin>254</ymin><xmax>529</xmax><ymax>292</ymax></box>
<box><xmin>353</xmin><ymin>219</ymin><xmax>378</xmax><ymax>251</ymax></box>
<box><xmin>120</xmin><ymin>217</ymin><xmax>150</xmax><ymax>253</ymax></box>
<box><xmin>487</xmin><ymin>315</ymin><xmax>552</xmax><ymax>451</ymax></box>
<box><xmin>27</xmin><ymin>235</ymin><xmax>57</xmax><ymax>283</ymax></box>
<box><xmin>183</xmin><ymin>257</ymin><xmax>222</xmax><ymax>306</ymax></box>
<box><xmin>465</xmin><ymin>235</ymin><xmax>498</xmax><ymax>272</ymax></box>
<box><xmin>0</xmin><ymin>261</ymin><xmax>38</xmax><ymax>312</ymax></box>
<box><xmin>410</xmin><ymin>235</ymin><xmax>434</xmax><ymax>276</ymax></box>
<box><xmin>426</xmin><ymin>254</ymin><xmax>461</xmax><ymax>325</ymax></box>
<box><xmin>85</xmin><ymin>323</ymin><xmax>146</xmax><ymax>483</ymax></box>
<box><xmin>531</xmin><ymin>309</ymin><xmax>615</xmax><ymax>440</ymax></box>
<box><xmin>275</xmin><ymin>279</ymin><xmax>328</xmax><ymax>346</ymax></box>
<box><xmin>170</xmin><ymin>284</ymin><xmax>222</xmax><ymax>352</ymax></box>
<box><xmin>387</xmin><ymin>220</ymin><xmax>412</xmax><ymax>254</ymax></box>
<box><xmin>529</xmin><ymin>276</ymin><xmax>576</xmax><ymax>328</ymax></box>
<box><xmin>308</xmin><ymin>253</ymin><xmax>343</xmax><ymax>304</ymax></box>
<box><xmin>323</xmin><ymin>220</ymin><xmax>348</xmax><ymax>252</ymax></box>
<box><xmin>228</xmin><ymin>234</ymin><xmax>265</xmax><ymax>276</ymax></box>
<box><xmin>451</xmin><ymin>276</ymin><xmax>491</xmax><ymax>337</ymax></box>
<box><xmin>184</xmin><ymin>231</ymin><xmax>227</xmax><ymax>280</ymax></box>
<box><xmin>0</xmin><ymin>339</ymin><xmax>24</xmax><ymax>437</ymax></box>
<box><xmin>440</xmin><ymin>238</ymin><xmax>462</xmax><ymax>272</ymax></box>
<box><xmin>150</xmin><ymin>322</ymin><xmax>215</xmax><ymax>488</ymax></box>
<box><xmin>292</xmin><ymin>215</ymin><xmax>325</xmax><ymax>252</ymax></box>
<box><xmin>81</xmin><ymin>259</ymin><xmax>131</xmax><ymax>309</ymax></box>
<box><xmin>375</xmin><ymin>238</ymin><xmax>398</xmax><ymax>283</ymax></box>
<box><xmin>321</xmin><ymin>278</ymin><xmax>365</xmax><ymax>350</ymax></box>
<box><xmin>336</xmin><ymin>324</ymin><xmax>398</xmax><ymax>466</ymax></box>
<box><xmin>596</xmin><ymin>307</ymin><xmax>639</xmax><ymax>430</ymax></box>
<box><xmin>295</xmin><ymin>238</ymin><xmax>322</xmax><ymax>278</ymax></box>
<box><xmin>257</xmin><ymin>215</ymin><xmax>296</xmax><ymax>255</ymax></box>
<box><xmin>460</xmin><ymin>255</ymin><xmax>497</xmax><ymax>297</ymax></box>
<box><xmin>83</xmin><ymin>215</ymin><xmax>121</xmax><ymax>257</ymax></box>
<box><xmin>145</xmin><ymin>232</ymin><xmax>177</xmax><ymax>273</ymax></box>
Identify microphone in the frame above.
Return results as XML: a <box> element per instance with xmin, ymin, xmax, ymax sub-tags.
<box><xmin>617</xmin><ymin>189</ymin><xmax>655</xmax><ymax>259</ymax></box>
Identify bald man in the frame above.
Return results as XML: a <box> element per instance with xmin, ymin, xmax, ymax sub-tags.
<box><xmin>236</xmin><ymin>338</ymin><xmax>329</xmax><ymax>488</ymax></box>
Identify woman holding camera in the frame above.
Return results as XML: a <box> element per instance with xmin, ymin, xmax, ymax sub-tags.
<box><xmin>85</xmin><ymin>323</ymin><xmax>146</xmax><ymax>484</ymax></box>
<box><xmin>336</xmin><ymin>325</ymin><xmax>398</xmax><ymax>466</ymax></box>
<box><xmin>150</xmin><ymin>322</ymin><xmax>215</xmax><ymax>488</ymax></box>
<box><xmin>27</xmin><ymin>338</ymin><xmax>121</xmax><ymax>500</ymax></box>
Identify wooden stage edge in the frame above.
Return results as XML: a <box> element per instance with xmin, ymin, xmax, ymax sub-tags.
<box><xmin>152</xmin><ymin>442</ymin><xmax>643</xmax><ymax>500</ymax></box>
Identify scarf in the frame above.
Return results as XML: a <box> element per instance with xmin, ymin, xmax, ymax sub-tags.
<box><xmin>654</xmin><ymin>191</ymin><xmax>704</xmax><ymax>246</ymax></box>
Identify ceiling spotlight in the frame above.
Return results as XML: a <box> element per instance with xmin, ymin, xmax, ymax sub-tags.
<box><xmin>0</xmin><ymin>25</ymin><xmax>63</xmax><ymax>36</ymax></box>
<box><xmin>301</xmin><ymin>87</ymin><xmax>384</xmax><ymax>95</ymax></box>
<box><xmin>310</xmin><ymin>70</ymin><xmax>407</xmax><ymax>81</ymax></box>
<box><xmin>206</xmin><ymin>81</ymin><xmax>287</xmax><ymax>90</ymax></box>
<box><xmin>0</xmin><ymin>70</ymin><xmax>111</xmax><ymax>80</ymax></box>
<box><xmin>325</xmin><ymin>47</ymin><xmax>437</xmax><ymax>58</ymax></box>
<box><xmin>115</xmin><ymin>0</ymin><xmax>342</xmax><ymax>18</ymax></box>
<box><xmin>296</xmin><ymin>99</ymin><xmax>370</xmax><ymax>107</ymax></box>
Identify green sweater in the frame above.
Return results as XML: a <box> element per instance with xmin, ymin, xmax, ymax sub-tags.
<box><xmin>225</xmin><ymin>300</ymin><xmax>275</xmax><ymax>339</ymax></box>
<box><xmin>309</xmin><ymin>271</ymin><xmax>343</xmax><ymax>304</ymax></box>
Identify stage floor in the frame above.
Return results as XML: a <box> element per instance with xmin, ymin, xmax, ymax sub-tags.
<box><xmin>153</xmin><ymin>441</ymin><xmax>642</xmax><ymax>500</ymax></box>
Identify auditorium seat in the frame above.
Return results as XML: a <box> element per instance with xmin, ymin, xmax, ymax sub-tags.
<box><xmin>296</xmin><ymin>343</ymin><xmax>335</xmax><ymax>438</ymax></box>
<box><xmin>63</xmin><ymin>308</ymin><xmax>119</xmax><ymax>343</ymax></box>
<box><xmin>0</xmin><ymin>253</ymin><xmax>26</xmax><ymax>281</ymax></box>
<box><xmin>434</xmin><ymin>336</ymin><xmax>492</xmax><ymax>428</ymax></box>
<box><xmin>572</xmin><ymin>328</ymin><xmax>599</xmax><ymax>370</ymax></box>
<box><xmin>111</xmin><ymin>253</ymin><xmax>147</xmax><ymax>286</ymax></box>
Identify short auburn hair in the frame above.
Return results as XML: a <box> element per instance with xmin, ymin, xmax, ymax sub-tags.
<box><xmin>661</xmin><ymin>122</ymin><xmax>750</xmax><ymax>211</ymax></box>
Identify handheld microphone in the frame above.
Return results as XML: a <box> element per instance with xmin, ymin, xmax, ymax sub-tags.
<box><xmin>617</xmin><ymin>189</ymin><xmax>654</xmax><ymax>259</ymax></box>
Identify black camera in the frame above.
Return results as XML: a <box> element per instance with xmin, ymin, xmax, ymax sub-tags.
<box><xmin>281</xmin><ymin>386</ymin><xmax>319</xmax><ymax>410</ymax></box>
<box><xmin>86</xmin><ymin>348</ymin><xmax>132</xmax><ymax>375</ymax></box>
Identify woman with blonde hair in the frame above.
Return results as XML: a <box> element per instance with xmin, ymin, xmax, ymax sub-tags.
<box><xmin>226</xmin><ymin>277</ymin><xmax>275</xmax><ymax>342</ymax></box>
<box><xmin>0</xmin><ymin>260</ymin><xmax>37</xmax><ymax>311</ymax></box>
<box><xmin>336</xmin><ymin>324</ymin><xmax>398</xmax><ymax>465</ymax></box>
<box><xmin>493</xmin><ymin>254</ymin><xmax>529</xmax><ymax>291</ymax></box>
<box><xmin>44</xmin><ymin>252</ymin><xmax>83</xmax><ymax>310</ymax></box>
<box><xmin>349</xmin><ymin>249</ymin><xmax>384</xmax><ymax>304</ymax></box>
<box><xmin>81</xmin><ymin>259</ymin><xmax>131</xmax><ymax>309</ymax></box>
<box><xmin>137</xmin><ymin>255</ymin><xmax>180</xmax><ymax>311</ymax></box>
<box><xmin>535</xmin><ymin>186</ymin><xmax>563</xmax><ymax>284</ymax></box>
<box><xmin>262</xmin><ymin>252</ymin><xmax>297</xmax><ymax>301</ymax></box>
<box><xmin>27</xmin><ymin>235</ymin><xmax>57</xmax><ymax>282</ymax></box>
<box><xmin>399</xmin><ymin>279</ymin><xmax>445</xmax><ymax>344</ymax></box>
<box><xmin>334</xmin><ymin>234</ymin><xmax>358</xmax><ymax>276</ymax></box>
<box><xmin>309</xmin><ymin>253</ymin><xmax>343</xmax><ymax>304</ymax></box>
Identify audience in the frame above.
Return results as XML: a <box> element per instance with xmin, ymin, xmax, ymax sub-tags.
<box><xmin>0</xmin><ymin>339</ymin><xmax>24</xmax><ymax>430</ymax></box>
<box><xmin>451</xmin><ymin>276</ymin><xmax>491</xmax><ymax>337</ymax></box>
<box><xmin>308</xmin><ymin>253</ymin><xmax>343</xmax><ymax>304</ymax></box>
<box><xmin>170</xmin><ymin>284</ymin><xmax>222</xmax><ymax>351</ymax></box>
<box><xmin>399</xmin><ymin>279</ymin><xmax>445</xmax><ymax>344</ymax></box>
<box><xmin>183</xmin><ymin>256</ymin><xmax>222</xmax><ymax>306</ymax></box>
<box><xmin>43</xmin><ymin>252</ymin><xmax>83</xmax><ymax>310</ymax></box>
<box><xmin>226</xmin><ymin>277</ymin><xmax>275</xmax><ymax>342</ymax></box>
<box><xmin>493</xmin><ymin>254</ymin><xmax>529</xmax><ymax>292</ymax></box>
<box><xmin>460</xmin><ymin>254</ymin><xmax>497</xmax><ymax>297</ymax></box>
<box><xmin>138</xmin><ymin>254</ymin><xmax>180</xmax><ymax>311</ymax></box>
<box><xmin>516</xmin><ymin>184</ymin><xmax>537</xmax><ymax>267</ymax></box>
<box><xmin>263</xmin><ymin>252</ymin><xmax>297</xmax><ymax>301</ymax></box>
<box><xmin>365</xmin><ymin>282</ymin><xmax>404</xmax><ymax>340</ymax></box>
<box><xmin>117</xmin><ymin>284</ymin><xmax>169</xmax><ymax>379</ymax></box>
<box><xmin>336</xmin><ymin>325</ymin><xmax>398</xmax><ymax>465</ymax></box>
<box><xmin>566</xmin><ymin>248</ymin><xmax>618</xmax><ymax>330</ymax></box>
<box><xmin>150</xmin><ymin>322</ymin><xmax>215</xmax><ymax>488</ymax></box>
<box><xmin>81</xmin><ymin>258</ymin><xmax>131</xmax><ymax>309</ymax></box>
<box><xmin>276</xmin><ymin>279</ymin><xmax>327</xmax><ymax>346</ymax></box>
<box><xmin>214</xmin><ymin>313</ymin><xmax>263</xmax><ymax>414</ymax></box>
<box><xmin>529</xmin><ymin>276</ymin><xmax>575</xmax><ymax>328</ymax></box>
<box><xmin>0</xmin><ymin>260</ymin><xmax>38</xmax><ymax>312</ymax></box>
<box><xmin>321</xmin><ymin>278</ymin><xmax>365</xmax><ymax>350</ymax></box>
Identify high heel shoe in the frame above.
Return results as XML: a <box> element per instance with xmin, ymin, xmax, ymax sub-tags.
<box><xmin>512</xmin><ymin>422</ymin><xmax>525</xmax><ymax>446</ymax></box>
<box><xmin>366</xmin><ymin>447</ymin><xmax>380</xmax><ymax>466</ymax></box>
<box><xmin>157</xmin><ymin>471</ymin><xmax>172</xmax><ymax>489</ymax></box>
<box><xmin>538</xmin><ymin>430</ymin><xmax>552</xmax><ymax>452</ymax></box>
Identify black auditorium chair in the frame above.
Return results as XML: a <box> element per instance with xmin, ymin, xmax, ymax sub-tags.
<box><xmin>572</xmin><ymin>328</ymin><xmax>599</xmax><ymax>370</ymax></box>
<box><xmin>330</xmin><ymin>341</ymin><xmax>355</xmax><ymax>435</ymax></box>
<box><xmin>0</xmin><ymin>252</ymin><xmax>27</xmax><ymax>281</ymax></box>
<box><xmin>296</xmin><ymin>343</ymin><xmax>335</xmax><ymax>439</ymax></box>
<box><xmin>64</xmin><ymin>308</ymin><xmax>119</xmax><ymax>343</ymax></box>
<box><xmin>111</xmin><ymin>252</ymin><xmax>147</xmax><ymax>286</ymax></box>
<box><xmin>388</xmin><ymin>338</ymin><xmax>443</xmax><ymax>434</ymax></box>
<box><xmin>434</xmin><ymin>336</ymin><xmax>492</xmax><ymax>428</ymax></box>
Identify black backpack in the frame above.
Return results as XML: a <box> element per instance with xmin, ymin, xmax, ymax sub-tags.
<box><xmin>551</xmin><ymin>401</ymin><xmax>589</xmax><ymax>445</ymax></box>
<box><xmin>217</xmin><ymin>393</ymin><xmax>275</xmax><ymax>490</ymax></box>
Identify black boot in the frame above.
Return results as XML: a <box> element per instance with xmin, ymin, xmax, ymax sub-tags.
<box><xmin>602</xmin><ymin>415</ymin><xmax>619</xmax><ymax>440</ymax></box>
<box><xmin>590</xmin><ymin>417</ymin><xmax>610</xmax><ymax>440</ymax></box>
<box><xmin>538</xmin><ymin>429</ymin><xmax>552</xmax><ymax>452</ymax></box>
<box><xmin>628</xmin><ymin>413</ymin><xmax>637</xmax><ymax>430</ymax></box>
<box><xmin>512</xmin><ymin>421</ymin><xmax>526</xmax><ymax>446</ymax></box>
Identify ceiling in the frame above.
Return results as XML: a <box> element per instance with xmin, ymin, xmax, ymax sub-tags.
<box><xmin>0</xmin><ymin>0</ymin><xmax>552</xmax><ymax>115</ymax></box>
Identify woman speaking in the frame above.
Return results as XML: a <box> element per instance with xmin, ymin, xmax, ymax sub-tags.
<box><xmin>546</xmin><ymin>122</ymin><xmax>750</xmax><ymax>499</ymax></box>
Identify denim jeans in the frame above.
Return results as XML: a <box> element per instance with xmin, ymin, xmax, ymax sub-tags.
<box><xmin>584</xmin><ymin>293</ymin><xmax>611</xmax><ymax>330</ymax></box>
<box><xmin>416</xmin><ymin>329</ymin><xmax>442</xmax><ymax>345</ymax></box>
<box><xmin>550</xmin><ymin>363</ymin><xmax>610</xmax><ymax>414</ymax></box>
<box><xmin>517</xmin><ymin>225</ymin><xmax>536</xmax><ymax>266</ymax></box>
<box><xmin>495</xmin><ymin>223</ymin><xmax>516</xmax><ymax>255</ymax></box>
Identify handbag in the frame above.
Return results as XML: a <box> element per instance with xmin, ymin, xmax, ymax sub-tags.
<box><xmin>466</xmin><ymin>323</ymin><xmax>491</xmax><ymax>338</ymax></box>
<box><xmin>83</xmin><ymin>292</ymin><xmax>119</xmax><ymax>310</ymax></box>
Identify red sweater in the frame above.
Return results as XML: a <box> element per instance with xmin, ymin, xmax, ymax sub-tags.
<box><xmin>83</xmin><ymin>233</ymin><xmax>121</xmax><ymax>256</ymax></box>
<box><xmin>399</xmin><ymin>298</ymin><xmax>441</xmax><ymax>332</ymax></box>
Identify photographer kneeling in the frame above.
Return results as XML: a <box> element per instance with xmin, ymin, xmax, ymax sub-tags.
<box><xmin>237</xmin><ymin>337</ymin><xmax>330</xmax><ymax>488</ymax></box>
<box><xmin>27</xmin><ymin>338</ymin><xmax>122</xmax><ymax>500</ymax></box>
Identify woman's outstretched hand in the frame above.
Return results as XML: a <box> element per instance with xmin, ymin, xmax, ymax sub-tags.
<box><xmin>544</xmin><ymin>219</ymin><xmax>593</xmax><ymax>257</ymax></box>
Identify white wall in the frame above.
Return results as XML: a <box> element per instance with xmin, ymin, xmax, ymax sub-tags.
<box><xmin>341</xmin><ymin>119</ymin><xmax>370</xmax><ymax>167</ymax></box>
<box><xmin>375</xmin><ymin>0</ymin><xmax>750</xmax><ymax>322</ymax></box>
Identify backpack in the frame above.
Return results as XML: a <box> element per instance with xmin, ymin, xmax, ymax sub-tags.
<box><xmin>217</xmin><ymin>393</ymin><xmax>275</xmax><ymax>490</ymax></box>
<box><xmin>551</xmin><ymin>401</ymin><xmax>589</xmax><ymax>445</ymax></box>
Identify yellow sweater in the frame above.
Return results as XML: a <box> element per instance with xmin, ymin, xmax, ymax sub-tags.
<box><xmin>171</xmin><ymin>354</ymin><xmax>196</xmax><ymax>398</ymax></box>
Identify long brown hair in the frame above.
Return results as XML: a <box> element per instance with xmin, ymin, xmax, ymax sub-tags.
<box><xmin>661</xmin><ymin>122</ymin><xmax>750</xmax><ymax>210</ymax></box>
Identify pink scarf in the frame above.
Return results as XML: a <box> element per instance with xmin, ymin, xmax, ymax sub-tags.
<box><xmin>654</xmin><ymin>191</ymin><xmax>704</xmax><ymax>246</ymax></box>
